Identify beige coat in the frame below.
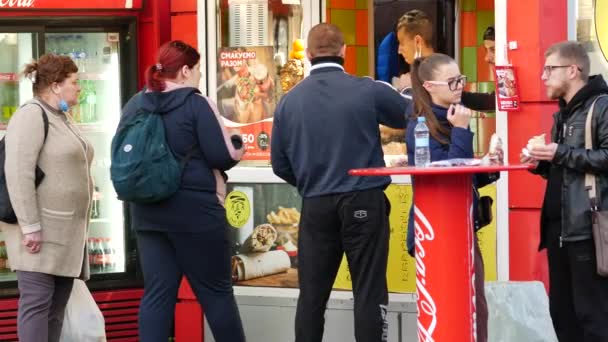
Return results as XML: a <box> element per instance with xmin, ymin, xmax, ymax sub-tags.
<box><xmin>1</xmin><ymin>99</ymin><xmax>94</xmax><ymax>279</ymax></box>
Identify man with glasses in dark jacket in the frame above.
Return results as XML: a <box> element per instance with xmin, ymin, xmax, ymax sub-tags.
<box><xmin>523</xmin><ymin>41</ymin><xmax>608</xmax><ymax>342</ymax></box>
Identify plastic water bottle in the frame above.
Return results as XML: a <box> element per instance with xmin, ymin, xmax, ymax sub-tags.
<box><xmin>414</xmin><ymin>116</ymin><xmax>431</xmax><ymax>167</ymax></box>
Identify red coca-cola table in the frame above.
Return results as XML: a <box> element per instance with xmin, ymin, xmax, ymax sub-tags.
<box><xmin>349</xmin><ymin>164</ymin><xmax>533</xmax><ymax>342</ymax></box>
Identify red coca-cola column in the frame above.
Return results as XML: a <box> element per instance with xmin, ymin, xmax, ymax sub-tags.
<box><xmin>350</xmin><ymin>164</ymin><xmax>532</xmax><ymax>341</ymax></box>
<box><xmin>413</xmin><ymin>173</ymin><xmax>476</xmax><ymax>341</ymax></box>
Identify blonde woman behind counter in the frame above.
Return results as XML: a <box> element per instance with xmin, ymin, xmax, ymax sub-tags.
<box><xmin>1</xmin><ymin>54</ymin><xmax>94</xmax><ymax>342</ymax></box>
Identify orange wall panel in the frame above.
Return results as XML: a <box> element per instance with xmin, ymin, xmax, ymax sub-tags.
<box><xmin>476</xmin><ymin>45</ymin><xmax>493</xmax><ymax>82</ymax></box>
<box><xmin>344</xmin><ymin>46</ymin><xmax>357</xmax><ymax>75</ymax></box>
<box><xmin>355</xmin><ymin>10</ymin><xmax>368</xmax><ymax>46</ymax></box>
<box><xmin>460</xmin><ymin>12</ymin><xmax>478</xmax><ymax>47</ymax></box>
<box><xmin>171</xmin><ymin>14</ymin><xmax>198</xmax><ymax>49</ymax></box>
<box><xmin>171</xmin><ymin>0</ymin><xmax>197</xmax><ymax>13</ymax></box>
<box><xmin>329</xmin><ymin>0</ymin><xmax>356</xmax><ymax>9</ymax></box>
<box><xmin>476</xmin><ymin>0</ymin><xmax>495</xmax><ymax>10</ymax></box>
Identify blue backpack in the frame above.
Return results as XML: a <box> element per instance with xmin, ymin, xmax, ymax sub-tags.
<box><xmin>110</xmin><ymin>106</ymin><xmax>194</xmax><ymax>203</ymax></box>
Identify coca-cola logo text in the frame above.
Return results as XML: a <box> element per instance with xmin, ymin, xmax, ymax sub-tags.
<box><xmin>0</xmin><ymin>0</ymin><xmax>34</xmax><ymax>8</ymax></box>
<box><xmin>414</xmin><ymin>206</ymin><xmax>438</xmax><ymax>342</ymax></box>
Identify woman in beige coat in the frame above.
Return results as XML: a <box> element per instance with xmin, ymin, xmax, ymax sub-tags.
<box><xmin>2</xmin><ymin>54</ymin><xmax>94</xmax><ymax>342</ymax></box>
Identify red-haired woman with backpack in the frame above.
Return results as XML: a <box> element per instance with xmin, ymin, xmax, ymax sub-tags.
<box><xmin>117</xmin><ymin>40</ymin><xmax>245</xmax><ymax>342</ymax></box>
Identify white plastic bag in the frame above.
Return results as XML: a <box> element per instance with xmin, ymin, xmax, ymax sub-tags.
<box><xmin>60</xmin><ymin>279</ymin><xmax>107</xmax><ymax>342</ymax></box>
<box><xmin>486</xmin><ymin>281</ymin><xmax>558</xmax><ymax>342</ymax></box>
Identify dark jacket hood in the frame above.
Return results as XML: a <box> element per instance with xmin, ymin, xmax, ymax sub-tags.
<box><xmin>559</xmin><ymin>75</ymin><xmax>608</xmax><ymax>114</ymax></box>
<box><xmin>139</xmin><ymin>86</ymin><xmax>201</xmax><ymax>113</ymax></box>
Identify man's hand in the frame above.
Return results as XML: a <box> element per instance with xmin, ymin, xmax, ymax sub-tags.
<box><xmin>520</xmin><ymin>152</ymin><xmax>539</xmax><ymax>166</ymax></box>
<box><xmin>22</xmin><ymin>232</ymin><xmax>42</xmax><ymax>254</ymax></box>
<box><xmin>397</xmin><ymin>73</ymin><xmax>411</xmax><ymax>91</ymax></box>
<box><xmin>528</xmin><ymin>143</ymin><xmax>558</xmax><ymax>161</ymax></box>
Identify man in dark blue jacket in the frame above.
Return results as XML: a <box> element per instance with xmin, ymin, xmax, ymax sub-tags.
<box><xmin>271</xmin><ymin>23</ymin><xmax>411</xmax><ymax>342</ymax></box>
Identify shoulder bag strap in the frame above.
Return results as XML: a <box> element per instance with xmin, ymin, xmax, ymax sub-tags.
<box><xmin>19</xmin><ymin>102</ymin><xmax>49</xmax><ymax>143</ymax></box>
<box><xmin>585</xmin><ymin>95</ymin><xmax>608</xmax><ymax>210</ymax></box>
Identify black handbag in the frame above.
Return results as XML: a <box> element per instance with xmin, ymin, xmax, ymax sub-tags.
<box><xmin>478</xmin><ymin>195</ymin><xmax>494</xmax><ymax>228</ymax></box>
<box><xmin>0</xmin><ymin>103</ymin><xmax>49</xmax><ymax>223</ymax></box>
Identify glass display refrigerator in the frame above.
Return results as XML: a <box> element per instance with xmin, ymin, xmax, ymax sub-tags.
<box><xmin>0</xmin><ymin>19</ymin><xmax>140</xmax><ymax>293</ymax></box>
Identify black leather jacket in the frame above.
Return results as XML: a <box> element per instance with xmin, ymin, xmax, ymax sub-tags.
<box><xmin>532</xmin><ymin>76</ymin><xmax>608</xmax><ymax>249</ymax></box>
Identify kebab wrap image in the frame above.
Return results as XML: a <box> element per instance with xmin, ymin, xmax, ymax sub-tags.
<box><xmin>232</xmin><ymin>250</ymin><xmax>291</xmax><ymax>281</ymax></box>
<box><xmin>240</xmin><ymin>223</ymin><xmax>278</xmax><ymax>253</ymax></box>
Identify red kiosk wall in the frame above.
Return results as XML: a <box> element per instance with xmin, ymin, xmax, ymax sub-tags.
<box><xmin>506</xmin><ymin>0</ymin><xmax>567</xmax><ymax>290</ymax></box>
<box><xmin>138</xmin><ymin>0</ymin><xmax>172</xmax><ymax>88</ymax></box>
<box><xmin>171</xmin><ymin>0</ymin><xmax>198</xmax><ymax>49</ymax></box>
<box><xmin>167</xmin><ymin>4</ymin><xmax>205</xmax><ymax>342</ymax></box>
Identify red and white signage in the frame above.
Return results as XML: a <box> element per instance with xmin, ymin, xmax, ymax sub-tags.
<box><xmin>494</xmin><ymin>65</ymin><xmax>521</xmax><ymax>111</ymax></box>
<box><xmin>414</xmin><ymin>175</ymin><xmax>476</xmax><ymax>342</ymax></box>
<box><xmin>0</xmin><ymin>73</ymin><xmax>17</xmax><ymax>82</ymax></box>
<box><xmin>0</xmin><ymin>0</ymin><xmax>143</xmax><ymax>9</ymax></box>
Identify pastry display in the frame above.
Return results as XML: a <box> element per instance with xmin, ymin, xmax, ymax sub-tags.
<box><xmin>279</xmin><ymin>58</ymin><xmax>304</xmax><ymax>93</ymax></box>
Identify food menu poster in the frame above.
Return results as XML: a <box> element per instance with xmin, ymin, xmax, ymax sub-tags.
<box><xmin>494</xmin><ymin>65</ymin><xmax>520</xmax><ymax>112</ymax></box>
<box><xmin>216</xmin><ymin>46</ymin><xmax>278</xmax><ymax>161</ymax></box>
<box><xmin>225</xmin><ymin>183</ymin><xmax>499</xmax><ymax>293</ymax></box>
<box><xmin>334</xmin><ymin>185</ymin><xmax>415</xmax><ymax>292</ymax></box>
<box><xmin>333</xmin><ymin>184</ymin><xmax>499</xmax><ymax>292</ymax></box>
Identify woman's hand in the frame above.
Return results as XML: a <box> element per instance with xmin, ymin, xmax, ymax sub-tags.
<box><xmin>447</xmin><ymin>104</ymin><xmax>472</xmax><ymax>129</ymax></box>
<box><xmin>22</xmin><ymin>231</ymin><xmax>42</xmax><ymax>254</ymax></box>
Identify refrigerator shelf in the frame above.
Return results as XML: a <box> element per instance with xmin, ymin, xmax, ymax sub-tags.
<box><xmin>78</xmin><ymin>72</ymin><xmax>111</xmax><ymax>81</ymax></box>
<box><xmin>90</xmin><ymin>218</ymin><xmax>112</xmax><ymax>223</ymax></box>
<box><xmin>0</xmin><ymin>271</ymin><xmax>15</xmax><ymax>282</ymax></box>
<box><xmin>75</xmin><ymin>122</ymin><xmax>113</xmax><ymax>133</ymax></box>
<box><xmin>0</xmin><ymin>122</ymin><xmax>113</xmax><ymax>132</ymax></box>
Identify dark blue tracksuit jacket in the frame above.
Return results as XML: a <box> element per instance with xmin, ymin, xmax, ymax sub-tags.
<box><xmin>271</xmin><ymin>63</ymin><xmax>412</xmax><ymax>197</ymax></box>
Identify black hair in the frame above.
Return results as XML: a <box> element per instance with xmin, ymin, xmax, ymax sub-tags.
<box><xmin>483</xmin><ymin>26</ymin><xmax>495</xmax><ymax>41</ymax></box>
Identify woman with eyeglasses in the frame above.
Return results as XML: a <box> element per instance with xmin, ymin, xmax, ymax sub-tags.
<box><xmin>405</xmin><ymin>53</ymin><xmax>498</xmax><ymax>342</ymax></box>
<box><xmin>118</xmin><ymin>40</ymin><xmax>246</xmax><ymax>342</ymax></box>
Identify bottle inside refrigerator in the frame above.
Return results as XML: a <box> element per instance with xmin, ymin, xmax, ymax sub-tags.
<box><xmin>0</xmin><ymin>32</ymin><xmax>36</xmax><ymax>282</ymax></box>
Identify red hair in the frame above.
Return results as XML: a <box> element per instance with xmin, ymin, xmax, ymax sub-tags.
<box><xmin>145</xmin><ymin>40</ymin><xmax>201</xmax><ymax>92</ymax></box>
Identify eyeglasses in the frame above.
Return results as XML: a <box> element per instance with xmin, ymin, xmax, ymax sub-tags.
<box><xmin>542</xmin><ymin>65</ymin><xmax>583</xmax><ymax>76</ymax></box>
<box><xmin>426</xmin><ymin>75</ymin><xmax>467</xmax><ymax>91</ymax></box>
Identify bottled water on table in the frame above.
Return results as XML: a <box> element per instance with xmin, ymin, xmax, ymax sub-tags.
<box><xmin>414</xmin><ymin>116</ymin><xmax>430</xmax><ymax>167</ymax></box>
